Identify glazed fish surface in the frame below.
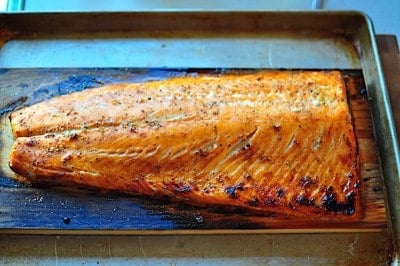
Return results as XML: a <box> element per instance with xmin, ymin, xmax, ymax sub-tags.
<box><xmin>9</xmin><ymin>71</ymin><xmax>359</xmax><ymax>218</ymax></box>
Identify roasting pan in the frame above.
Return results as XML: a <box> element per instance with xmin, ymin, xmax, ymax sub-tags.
<box><xmin>0</xmin><ymin>12</ymin><xmax>398</xmax><ymax>256</ymax></box>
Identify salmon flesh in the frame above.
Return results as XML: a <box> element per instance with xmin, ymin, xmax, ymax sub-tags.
<box><xmin>9</xmin><ymin>71</ymin><xmax>359</xmax><ymax>217</ymax></box>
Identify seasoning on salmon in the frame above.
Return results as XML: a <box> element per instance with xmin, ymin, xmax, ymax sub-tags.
<box><xmin>9</xmin><ymin>71</ymin><xmax>360</xmax><ymax>218</ymax></box>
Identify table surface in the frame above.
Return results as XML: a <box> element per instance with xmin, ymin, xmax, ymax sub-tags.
<box><xmin>0</xmin><ymin>35</ymin><xmax>399</xmax><ymax>265</ymax></box>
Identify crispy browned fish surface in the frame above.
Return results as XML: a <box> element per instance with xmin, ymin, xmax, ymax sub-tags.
<box><xmin>9</xmin><ymin>71</ymin><xmax>359</xmax><ymax>218</ymax></box>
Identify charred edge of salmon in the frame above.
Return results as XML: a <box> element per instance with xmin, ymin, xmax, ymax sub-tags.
<box><xmin>8</xmin><ymin>159</ymin><xmax>359</xmax><ymax>218</ymax></box>
<box><xmin>9</xmin><ymin>152</ymin><xmax>360</xmax><ymax>218</ymax></box>
<box><xmin>343</xmin><ymin>73</ymin><xmax>361</xmax><ymax>217</ymax></box>
<box><xmin>162</xmin><ymin>181</ymin><xmax>359</xmax><ymax>216</ymax></box>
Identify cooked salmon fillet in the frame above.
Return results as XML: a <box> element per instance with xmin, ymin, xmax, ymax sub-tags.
<box><xmin>9</xmin><ymin>71</ymin><xmax>359</xmax><ymax>217</ymax></box>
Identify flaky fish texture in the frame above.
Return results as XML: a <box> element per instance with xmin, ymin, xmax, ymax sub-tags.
<box><xmin>9</xmin><ymin>71</ymin><xmax>359</xmax><ymax>217</ymax></box>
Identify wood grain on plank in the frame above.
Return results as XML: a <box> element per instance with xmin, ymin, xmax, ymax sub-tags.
<box><xmin>0</xmin><ymin>70</ymin><xmax>387</xmax><ymax>232</ymax></box>
<box><xmin>346</xmin><ymin>74</ymin><xmax>386</xmax><ymax>227</ymax></box>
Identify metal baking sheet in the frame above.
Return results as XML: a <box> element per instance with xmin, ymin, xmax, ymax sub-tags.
<box><xmin>0</xmin><ymin>11</ymin><xmax>397</xmax><ymax>241</ymax></box>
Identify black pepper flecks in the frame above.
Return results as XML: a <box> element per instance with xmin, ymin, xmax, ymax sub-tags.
<box><xmin>276</xmin><ymin>187</ymin><xmax>285</xmax><ymax>198</ymax></box>
<box><xmin>195</xmin><ymin>149</ymin><xmax>208</xmax><ymax>157</ymax></box>
<box><xmin>246</xmin><ymin>197</ymin><xmax>259</xmax><ymax>207</ymax></box>
<box><xmin>26</xmin><ymin>139</ymin><xmax>36</xmax><ymax>147</ymax></box>
<box><xmin>264</xmin><ymin>198</ymin><xmax>278</xmax><ymax>207</ymax></box>
<box><xmin>44</xmin><ymin>133</ymin><xmax>56</xmax><ymax>138</ymax></box>
<box><xmin>225</xmin><ymin>186</ymin><xmax>237</xmax><ymax>198</ymax></box>
<box><xmin>346</xmin><ymin>172</ymin><xmax>354</xmax><ymax>179</ymax></box>
<box><xmin>243</xmin><ymin>173</ymin><xmax>252</xmax><ymax>179</ymax></box>
<box><xmin>299</xmin><ymin>176</ymin><xmax>315</xmax><ymax>189</ymax></box>
<box><xmin>69</xmin><ymin>132</ymin><xmax>78</xmax><ymax>140</ymax></box>
<box><xmin>175</xmin><ymin>184</ymin><xmax>192</xmax><ymax>193</ymax></box>
<box><xmin>272</xmin><ymin>124</ymin><xmax>281</xmax><ymax>131</ymax></box>
<box><xmin>296</xmin><ymin>194</ymin><xmax>315</xmax><ymax>206</ymax></box>
<box><xmin>224</xmin><ymin>183</ymin><xmax>244</xmax><ymax>199</ymax></box>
